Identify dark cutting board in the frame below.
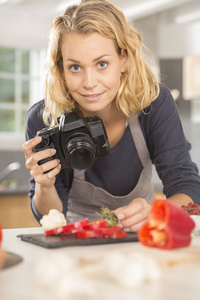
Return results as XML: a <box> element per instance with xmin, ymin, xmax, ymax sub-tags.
<box><xmin>17</xmin><ymin>232</ymin><xmax>138</xmax><ymax>249</ymax></box>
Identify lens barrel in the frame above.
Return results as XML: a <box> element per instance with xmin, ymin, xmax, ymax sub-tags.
<box><xmin>65</xmin><ymin>136</ymin><xmax>96</xmax><ymax>171</ymax></box>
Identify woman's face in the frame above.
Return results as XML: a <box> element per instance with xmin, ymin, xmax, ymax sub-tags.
<box><xmin>61</xmin><ymin>32</ymin><xmax>127</xmax><ymax>117</ymax></box>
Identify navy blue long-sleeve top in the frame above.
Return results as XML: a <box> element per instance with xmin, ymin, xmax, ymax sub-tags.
<box><xmin>25</xmin><ymin>84</ymin><xmax>200</xmax><ymax>222</ymax></box>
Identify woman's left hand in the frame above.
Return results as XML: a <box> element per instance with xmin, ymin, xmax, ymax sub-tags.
<box><xmin>113</xmin><ymin>198</ymin><xmax>151</xmax><ymax>232</ymax></box>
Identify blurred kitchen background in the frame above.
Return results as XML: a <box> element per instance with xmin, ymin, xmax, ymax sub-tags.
<box><xmin>0</xmin><ymin>0</ymin><xmax>200</xmax><ymax>228</ymax></box>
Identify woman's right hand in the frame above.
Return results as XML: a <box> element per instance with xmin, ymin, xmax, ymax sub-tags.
<box><xmin>23</xmin><ymin>137</ymin><xmax>61</xmax><ymax>189</ymax></box>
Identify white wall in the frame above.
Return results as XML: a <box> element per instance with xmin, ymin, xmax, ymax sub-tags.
<box><xmin>157</xmin><ymin>14</ymin><xmax>200</xmax><ymax>58</ymax></box>
<box><xmin>134</xmin><ymin>8</ymin><xmax>200</xmax><ymax>59</ymax></box>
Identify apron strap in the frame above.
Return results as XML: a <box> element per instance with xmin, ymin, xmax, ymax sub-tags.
<box><xmin>128</xmin><ymin>117</ymin><xmax>151</xmax><ymax>167</ymax></box>
<box><xmin>73</xmin><ymin>170</ymin><xmax>85</xmax><ymax>180</ymax></box>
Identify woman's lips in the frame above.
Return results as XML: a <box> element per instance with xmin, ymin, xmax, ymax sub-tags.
<box><xmin>81</xmin><ymin>92</ymin><xmax>104</xmax><ymax>102</ymax></box>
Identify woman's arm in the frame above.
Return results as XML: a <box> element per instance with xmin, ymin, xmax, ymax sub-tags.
<box><xmin>23</xmin><ymin>136</ymin><xmax>62</xmax><ymax>216</ymax></box>
<box><xmin>24</xmin><ymin>100</ymin><xmax>70</xmax><ymax>222</ymax></box>
<box><xmin>167</xmin><ymin>193</ymin><xmax>193</xmax><ymax>206</ymax></box>
<box><xmin>143</xmin><ymin>84</ymin><xmax>200</xmax><ymax>204</ymax></box>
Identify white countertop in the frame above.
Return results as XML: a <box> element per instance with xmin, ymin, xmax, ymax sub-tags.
<box><xmin>1</xmin><ymin>227</ymin><xmax>200</xmax><ymax>300</ymax></box>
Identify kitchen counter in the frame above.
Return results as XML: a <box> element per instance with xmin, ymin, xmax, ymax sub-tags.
<box><xmin>1</xmin><ymin>227</ymin><xmax>200</xmax><ymax>300</ymax></box>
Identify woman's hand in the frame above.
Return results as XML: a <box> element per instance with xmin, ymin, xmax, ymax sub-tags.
<box><xmin>23</xmin><ymin>137</ymin><xmax>61</xmax><ymax>189</ymax></box>
<box><xmin>113</xmin><ymin>198</ymin><xmax>151</xmax><ymax>232</ymax></box>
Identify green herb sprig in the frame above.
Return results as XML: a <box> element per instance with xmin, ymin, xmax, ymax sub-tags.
<box><xmin>96</xmin><ymin>207</ymin><xmax>119</xmax><ymax>226</ymax></box>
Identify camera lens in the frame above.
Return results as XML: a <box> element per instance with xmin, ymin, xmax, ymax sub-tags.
<box><xmin>74</xmin><ymin>149</ymin><xmax>87</xmax><ymax>159</ymax></box>
<box><xmin>65</xmin><ymin>135</ymin><xmax>96</xmax><ymax>171</ymax></box>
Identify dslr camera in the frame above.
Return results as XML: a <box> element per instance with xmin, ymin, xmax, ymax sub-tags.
<box><xmin>34</xmin><ymin>109</ymin><xmax>110</xmax><ymax>171</ymax></box>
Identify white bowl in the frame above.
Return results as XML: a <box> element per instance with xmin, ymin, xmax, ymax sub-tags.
<box><xmin>190</xmin><ymin>215</ymin><xmax>200</xmax><ymax>235</ymax></box>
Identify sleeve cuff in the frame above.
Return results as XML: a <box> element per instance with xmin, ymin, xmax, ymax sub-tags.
<box><xmin>31</xmin><ymin>199</ymin><xmax>43</xmax><ymax>224</ymax></box>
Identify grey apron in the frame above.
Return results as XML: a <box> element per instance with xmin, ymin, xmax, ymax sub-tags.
<box><xmin>67</xmin><ymin>117</ymin><xmax>155</xmax><ymax>223</ymax></box>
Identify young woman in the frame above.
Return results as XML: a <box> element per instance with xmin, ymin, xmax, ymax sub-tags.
<box><xmin>23</xmin><ymin>0</ymin><xmax>200</xmax><ymax>232</ymax></box>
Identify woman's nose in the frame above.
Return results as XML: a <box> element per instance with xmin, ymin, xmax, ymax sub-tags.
<box><xmin>82</xmin><ymin>69</ymin><xmax>98</xmax><ymax>89</ymax></box>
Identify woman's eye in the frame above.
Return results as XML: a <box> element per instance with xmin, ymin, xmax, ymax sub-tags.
<box><xmin>70</xmin><ymin>65</ymin><xmax>81</xmax><ymax>72</ymax></box>
<box><xmin>98</xmin><ymin>61</ymin><xmax>108</xmax><ymax>69</ymax></box>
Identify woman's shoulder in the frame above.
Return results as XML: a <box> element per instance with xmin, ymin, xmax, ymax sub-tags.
<box><xmin>26</xmin><ymin>99</ymin><xmax>45</xmax><ymax>120</ymax></box>
<box><xmin>142</xmin><ymin>83</ymin><xmax>176</xmax><ymax>116</ymax></box>
<box><xmin>158</xmin><ymin>83</ymin><xmax>174</xmax><ymax>100</ymax></box>
<box><xmin>25</xmin><ymin>99</ymin><xmax>46</xmax><ymax>139</ymax></box>
<box><xmin>139</xmin><ymin>83</ymin><xmax>181</xmax><ymax>146</ymax></box>
<box><xmin>155</xmin><ymin>83</ymin><xmax>176</xmax><ymax>107</ymax></box>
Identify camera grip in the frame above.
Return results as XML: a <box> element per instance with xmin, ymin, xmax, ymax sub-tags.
<box><xmin>34</xmin><ymin>141</ymin><xmax>57</xmax><ymax>166</ymax></box>
<box><xmin>38</xmin><ymin>155</ymin><xmax>56</xmax><ymax>166</ymax></box>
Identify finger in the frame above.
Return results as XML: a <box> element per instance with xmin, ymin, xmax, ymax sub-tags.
<box><xmin>26</xmin><ymin>148</ymin><xmax>56</xmax><ymax>170</ymax></box>
<box><xmin>113</xmin><ymin>206</ymin><xmax>127</xmax><ymax>217</ymax></box>
<box><xmin>116</xmin><ymin>198</ymin><xmax>147</xmax><ymax>223</ymax></box>
<box><xmin>31</xmin><ymin>159</ymin><xmax>60</xmax><ymax>176</ymax></box>
<box><xmin>47</xmin><ymin>164</ymin><xmax>61</xmax><ymax>179</ymax></box>
<box><xmin>124</xmin><ymin>219</ymin><xmax>147</xmax><ymax>233</ymax></box>
<box><xmin>34</xmin><ymin>164</ymin><xmax>61</xmax><ymax>185</ymax></box>
<box><xmin>118</xmin><ymin>202</ymin><xmax>151</xmax><ymax>231</ymax></box>
<box><xmin>119</xmin><ymin>208</ymin><xmax>149</xmax><ymax>229</ymax></box>
<box><xmin>23</xmin><ymin>137</ymin><xmax>42</xmax><ymax>160</ymax></box>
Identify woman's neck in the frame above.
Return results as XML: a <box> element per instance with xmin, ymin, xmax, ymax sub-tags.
<box><xmin>78</xmin><ymin>103</ymin><xmax>126</xmax><ymax>147</ymax></box>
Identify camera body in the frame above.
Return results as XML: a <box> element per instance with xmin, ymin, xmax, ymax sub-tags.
<box><xmin>34</xmin><ymin>109</ymin><xmax>110</xmax><ymax>171</ymax></box>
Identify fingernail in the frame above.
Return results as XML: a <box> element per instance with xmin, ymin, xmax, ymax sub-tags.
<box><xmin>35</xmin><ymin>137</ymin><xmax>41</xmax><ymax>142</ymax></box>
<box><xmin>118</xmin><ymin>214</ymin><xmax>125</xmax><ymax>221</ymax></box>
<box><xmin>123</xmin><ymin>228</ymin><xmax>130</xmax><ymax>232</ymax></box>
<box><xmin>51</xmin><ymin>149</ymin><xmax>56</xmax><ymax>155</ymax></box>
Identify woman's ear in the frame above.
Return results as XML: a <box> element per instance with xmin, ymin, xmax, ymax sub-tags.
<box><xmin>120</xmin><ymin>49</ymin><xmax>128</xmax><ymax>73</ymax></box>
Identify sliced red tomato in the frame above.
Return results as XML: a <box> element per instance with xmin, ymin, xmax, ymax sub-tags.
<box><xmin>44</xmin><ymin>226</ymin><xmax>65</xmax><ymax>236</ymax></box>
<box><xmin>44</xmin><ymin>218</ymin><xmax>127</xmax><ymax>240</ymax></box>
<box><xmin>75</xmin><ymin>226</ymin><xmax>127</xmax><ymax>239</ymax></box>
<box><xmin>97</xmin><ymin>226</ymin><xmax>122</xmax><ymax>235</ymax></box>
<box><xmin>103</xmin><ymin>231</ymin><xmax>127</xmax><ymax>239</ymax></box>
<box><xmin>61</xmin><ymin>218</ymin><xmax>89</xmax><ymax>236</ymax></box>
<box><xmin>72</xmin><ymin>218</ymin><xmax>89</xmax><ymax>228</ymax></box>
<box><xmin>82</xmin><ymin>220</ymin><xmax>107</xmax><ymax>230</ymax></box>
<box><xmin>45</xmin><ymin>218</ymin><xmax>89</xmax><ymax>236</ymax></box>
<box><xmin>75</xmin><ymin>230</ymin><xmax>104</xmax><ymax>239</ymax></box>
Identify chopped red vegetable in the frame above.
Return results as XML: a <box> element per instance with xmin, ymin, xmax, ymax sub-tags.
<box><xmin>44</xmin><ymin>218</ymin><xmax>127</xmax><ymax>240</ymax></box>
<box><xmin>75</xmin><ymin>230</ymin><xmax>104</xmax><ymax>239</ymax></box>
<box><xmin>82</xmin><ymin>220</ymin><xmax>107</xmax><ymax>230</ymax></box>
<box><xmin>103</xmin><ymin>231</ymin><xmax>127</xmax><ymax>239</ymax></box>
<box><xmin>138</xmin><ymin>199</ymin><xmax>195</xmax><ymax>250</ymax></box>
<box><xmin>75</xmin><ymin>227</ymin><xmax>127</xmax><ymax>239</ymax></box>
<box><xmin>45</xmin><ymin>219</ymin><xmax>89</xmax><ymax>236</ymax></box>
<box><xmin>96</xmin><ymin>226</ymin><xmax>122</xmax><ymax>235</ymax></box>
<box><xmin>181</xmin><ymin>202</ymin><xmax>200</xmax><ymax>215</ymax></box>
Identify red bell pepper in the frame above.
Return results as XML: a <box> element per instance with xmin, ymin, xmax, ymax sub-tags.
<box><xmin>103</xmin><ymin>231</ymin><xmax>127</xmax><ymax>239</ymax></box>
<box><xmin>138</xmin><ymin>199</ymin><xmax>195</xmax><ymax>250</ymax></box>
<box><xmin>75</xmin><ymin>226</ymin><xmax>127</xmax><ymax>239</ymax></box>
<box><xmin>96</xmin><ymin>226</ymin><xmax>122</xmax><ymax>235</ymax></box>
<box><xmin>44</xmin><ymin>218</ymin><xmax>89</xmax><ymax>236</ymax></box>
<box><xmin>82</xmin><ymin>220</ymin><xmax>107</xmax><ymax>230</ymax></box>
<box><xmin>44</xmin><ymin>218</ymin><xmax>128</xmax><ymax>240</ymax></box>
<box><xmin>75</xmin><ymin>230</ymin><xmax>104</xmax><ymax>239</ymax></box>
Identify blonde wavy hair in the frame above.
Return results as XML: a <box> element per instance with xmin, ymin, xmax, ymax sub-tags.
<box><xmin>44</xmin><ymin>0</ymin><xmax>159</xmax><ymax>126</ymax></box>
